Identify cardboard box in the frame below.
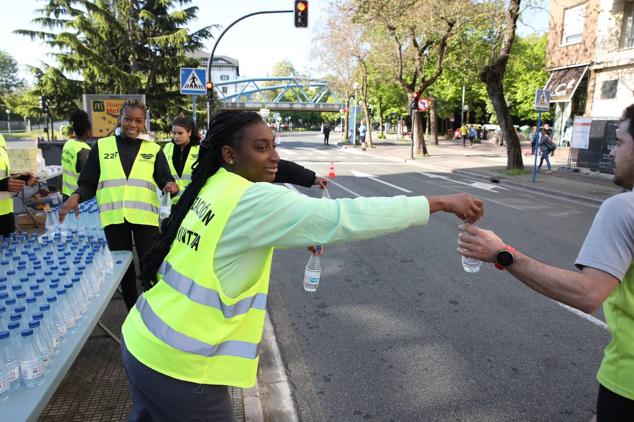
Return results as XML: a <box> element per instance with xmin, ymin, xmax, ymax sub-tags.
<box><xmin>15</xmin><ymin>212</ymin><xmax>47</xmax><ymax>232</ymax></box>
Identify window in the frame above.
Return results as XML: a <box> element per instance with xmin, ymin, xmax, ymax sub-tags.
<box><xmin>562</xmin><ymin>4</ymin><xmax>585</xmax><ymax>45</ymax></box>
<box><xmin>221</xmin><ymin>86</ymin><xmax>228</xmax><ymax>94</ymax></box>
<box><xmin>220</xmin><ymin>75</ymin><xmax>229</xmax><ymax>81</ymax></box>
<box><xmin>601</xmin><ymin>80</ymin><xmax>618</xmax><ymax>99</ymax></box>
<box><xmin>621</xmin><ymin>3</ymin><xmax>634</xmax><ymax>48</ymax></box>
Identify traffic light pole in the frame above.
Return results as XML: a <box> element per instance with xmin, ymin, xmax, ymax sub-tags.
<box><xmin>206</xmin><ymin>10</ymin><xmax>292</xmax><ymax>126</ymax></box>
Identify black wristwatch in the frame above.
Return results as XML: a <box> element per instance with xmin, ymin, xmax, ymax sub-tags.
<box><xmin>495</xmin><ymin>245</ymin><xmax>516</xmax><ymax>270</ymax></box>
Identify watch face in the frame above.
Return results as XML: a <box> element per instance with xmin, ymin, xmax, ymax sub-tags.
<box><xmin>497</xmin><ymin>250</ymin><xmax>514</xmax><ymax>266</ymax></box>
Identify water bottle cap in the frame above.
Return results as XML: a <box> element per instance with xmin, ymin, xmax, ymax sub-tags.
<box><xmin>72</xmin><ymin>277</ymin><xmax>80</xmax><ymax>283</ymax></box>
<box><xmin>0</xmin><ymin>293</ymin><xmax>8</xmax><ymax>300</ymax></box>
<box><xmin>44</xmin><ymin>271</ymin><xmax>53</xmax><ymax>277</ymax></box>
<box><xmin>17</xmin><ymin>266</ymin><xmax>26</xmax><ymax>271</ymax></box>
<box><xmin>0</xmin><ymin>285</ymin><xmax>5</xmax><ymax>291</ymax></box>
<box><xmin>5</xmin><ymin>298</ymin><xmax>16</xmax><ymax>305</ymax></box>
<box><xmin>10</xmin><ymin>313</ymin><xmax>21</xmax><ymax>321</ymax></box>
<box><xmin>59</xmin><ymin>271</ymin><xmax>67</xmax><ymax>277</ymax></box>
<box><xmin>34</xmin><ymin>290</ymin><xmax>43</xmax><ymax>297</ymax></box>
<box><xmin>11</xmin><ymin>283</ymin><xmax>21</xmax><ymax>290</ymax></box>
<box><xmin>0</xmin><ymin>260</ymin><xmax>7</xmax><ymax>265</ymax></box>
<box><xmin>6</xmin><ymin>270</ymin><xmax>15</xmax><ymax>275</ymax></box>
<box><xmin>0</xmin><ymin>276</ymin><xmax>6</xmax><ymax>282</ymax></box>
<box><xmin>16</xmin><ymin>292</ymin><xmax>26</xmax><ymax>299</ymax></box>
<box><xmin>62</xmin><ymin>266</ymin><xmax>70</xmax><ymax>272</ymax></box>
<box><xmin>21</xmin><ymin>329</ymin><xmax>33</xmax><ymax>337</ymax></box>
<box><xmin>8</xmin><ymin>321</ymin><xmax>19</xmax><ymax>330</ymax></box>
<box><xmin>63</xmin><ymin>283</ymin><xmax>73</xmax><ymax>289</ymax></box>
<box><xmin>52</xmin><ymin>278</ymin><xmax>60</xmax><ymax>283</ymax></box>
<box><xmin>39</xmin><ymin>304</ymin><xmax>50</xmax><ymax>311</ymax></box>
<box><xmin>36</xmin><ymin>278</ymin><xmax>45</xmax><ymax>284</ymax></box>
<box><xmin>0</xmin><ymin>305</ymin><xmax>5</xmax><ymax>313</ymax></box>
<box><xmin>33</xmin><ymin>312</ymin><xmax>43</xmax><ymax>320</ymax></box>
<box><xmin>26</xmin><ymin>297</ymin><xmax>36</xmax><ymax>304</ymax></box>
<box><xmin>27</xmin><ymin>271</ymin><xmax>36</xmax><ymax>277</ymax></box>
<box><xmin>46</xmin><ymin>295</ymin><xmax>57</xmax><ymax>303</ymax></box>
<box><xmin>30</xmin><ymin>284</ymin><xmax>39</xmax><ymax>291</ymax></box>
<box><xmin>15</xmin><ymin>305</ymin><xmax>26</xmax><ymax>313</ymax></box>
<box><xmin>28</xmin><ymin>320</ymin><xmax>40</xmax><ymax>328</ymax></box>
<box><xmin>57</xmin><ymin>289</ymin><xmax>66</xmax><ymax>295</ymax></box>
<box><xmin>0</xmin><ymin>330</ymin><xmax>9</xmax><ymax>339</ymax></box>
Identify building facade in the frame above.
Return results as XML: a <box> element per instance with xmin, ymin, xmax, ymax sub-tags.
<box><xmin>546</xmin><ymin>0</ymin><xmax>634</xmax><ymax>144</ymax></box>
<box><xmin>188</xmin><ymin>51</ymin><xmax>241</xmax><ymax>96</ymax></box>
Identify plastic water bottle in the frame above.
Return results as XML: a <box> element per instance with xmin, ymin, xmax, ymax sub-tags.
<box><xmin>6</xmin><ymin>322</ymin><xmax>21</xmax><ymax>391</ymax></box>
<box><xmin>461</xmin><ymin>224</ymin><xmax>482</xmax><ymax>273</ymax></box>
<box><xmin>46</xmin><ymin>296</ymin><xmax>67</xmax><ymax>338</ymax></box>
<box><xmin>160</xmin><ymin>192</ymin><xmax>172</xmax><ymax>221</ymax></box>
<box><xmin>303</xmin><ymin>246</ymin><xmax>322</xmax><ymax>293</ymax></box>
<box><xmin>28</xmin><ymin>320</ymin><xmax>51</xmax><ymax>367</ymax></box>
<box><xmin>19</xmin><ymin>329</ymin><xmax>46</xmax><ymax>388</ymax></box>
<box><xmin>0</xmin><ymin>330</ymin><xmax>17</xmax><ymax>401</ymax></box>
<box><xmin>56</xmin><ymin>289</ymin><xmax>76</xmax><ymax>331</ymax></box>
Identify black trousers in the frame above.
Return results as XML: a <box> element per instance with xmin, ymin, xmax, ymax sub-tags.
<box><xmin>122</xmin><ymin>340</ymin><xmax>235</xmax><ymax>422</ymax></box>
<box><xmin>597</xmin><ymin>384</ymin><xmax>634</xmax><ymax>421</ymax></box>
<box><xmin>104</xmin><ymin>221</ymin><xmax>158</xmax><ymax>310</ymax></box>
<box><xmin>0</xmin><ymin>212</ymin><xmax>15</xmax><ymax>237</ymax></box>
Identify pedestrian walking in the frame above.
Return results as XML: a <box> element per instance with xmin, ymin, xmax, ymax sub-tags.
<box><xmin>458</xmin><ymin>103</ymin><xmax>634</xmax><ymax>421</ymax></box>
<box><xmin>359</xmin><ymin>123</ymin><xmax>367</xmax><ymax>145</ymax></box>
<box><xmin>121</xmin><ymin>111</ymin><xmax>483</xmax><ymax>421</ymax></box>
<box><xmin>59</xmin><ymin>99</ymin><xmax>179</xmax><ymax>310</ymax></box>
<box><xmin>323</xmin><ymin>124</ymin><xmax>331</xmax><ymax>145</ymax></box>
<box><xmin>468</xmin><ymin>125</ymin><xmax>476</xmax><ymax>145</ymax></box>
<box><xmin>538</xmin><ymin>128</ymin><xmax>554</xmax><ymax>173</ymax></box>
<box><xmin>61</xmin><ymin>110</ymin><xmax>92</xmax><ymax>201</ymax></box>
<box><xmin>461</xmin><ymin>124</ymin><xmax>468</xmax><ymax>147</ymax></box>
<box><xmin>530</xmin><ymin>126</ymin><xmax>538</xmax><ymax>154</ymax></box>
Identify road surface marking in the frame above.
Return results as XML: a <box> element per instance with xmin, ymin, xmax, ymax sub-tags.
<box><xmin>326</xmin><ymin>180</ymin><xmax>362</xmax><ymax>197</ymax></box>
<box><xmin>418</xmin><ymin>172</ymin><xmax>507</xmax><ymax>193</ymax></box>
<box><xmin>555</xmin><ymin>301</ymin><xmax>608</xmax><ymax>330</ymax></box>
<box><xmin>351</xmin><ymin>170</ymin><xmax>412</xmax><ymax>193</ymax></box>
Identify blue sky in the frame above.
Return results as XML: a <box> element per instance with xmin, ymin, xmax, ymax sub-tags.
<box><xmin>0</xmin><ymin>0</ymin><xmax>549</xmax><ymax>84</ymax></box>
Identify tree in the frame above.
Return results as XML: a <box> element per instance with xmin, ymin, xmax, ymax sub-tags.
<box><xmin>17</xmin><ymin>0</ymin><xmax>214</xmax><ymax>131</ymax></box>
<box><xmin>0</xmin><ymin>51</ymin><xmax>23</xmax><ymax>95</ymax></box>
<box><xmin>480</xmin><ymin>0</ymin><xmax>524</xmax><ymax>169</ymax></box>
<box><xmin>3</xmin><ymin>89</ymin><xmax>46</xmax><ymax>132</ymax></box>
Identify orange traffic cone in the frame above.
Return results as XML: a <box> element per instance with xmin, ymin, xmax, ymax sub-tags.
<box><xmin>328</xmin><ymin>161</ymin><xmax>336</xmax><ymax>178</ymax></box>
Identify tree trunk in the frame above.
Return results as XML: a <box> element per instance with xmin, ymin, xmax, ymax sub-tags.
<box><xmin>378</xmin><ymin>99</ymin><xmax>384</xmax><ymax>139</ymax></box>
<box><xmin>430</xmin><ymin>97</ymin><xmax>439</xmax><ymax>145</ymax></box>
<box><xmin>362</xmin><ymin>101</ymin><xmax>373</xmax><ymax>149</ymax></box>
<box><xmin>482</xmin><ymin>68</ymin><xmax>523</xmax><ymax>169</ymax></box>
<box><xmin>344</xmin><ymin>110</ymin><xmax>350</xmax><ymax>141</ymax></box>
<box><xmin>412</xmin><ymin>111</ymin><xmax>428</xmax><ymax>156</ymax></box>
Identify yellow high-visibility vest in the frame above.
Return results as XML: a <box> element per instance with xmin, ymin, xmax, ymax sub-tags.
<box><xmin>0</xmin><ymin>135</ymin><xmax>12</xmax><ymax>216</ymax></box>
<box><xmin>122</xmin><ymin>168</ymin><xmax>272</xmax><ymax>388</ymax></box>
<box><xmin>96</xmin><ymin>136</ymin><xmax>160</xmax><ymax>227</ymax></box>
<box><xmin>61</xmin><ymin>139</ymin><xmax>90</xmax><ymax>196</ymax></box>
<box><xmin>163</xmin><ymin>142</ymin><xmax>199</xmax><ymax>204</ymax></box>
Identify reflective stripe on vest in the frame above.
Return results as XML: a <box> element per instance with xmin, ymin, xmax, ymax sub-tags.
<box><xmin>0</xmin><ymin>146</ymin><xmax>12</xmax><ymax>215</ymax></box>
<box><xmin>96</xmin><ymin>136</ymin><xmax>160</xmax><ymax>227</ymax></box>
<box><xmin>61</xmin><ymin>139</ymin><xmax>90</xmax><ymax>196</ymax></box>
<box><xmin>136</xmin><ymin>295</ymin><xmax>259</xmax><ymax>359</ymax></box>
<box><xmin>122</xmin><ymin>168</ymin><xmax>271</xmax><ymax>388</ymax></box>
<box><xmin>158</xmin><ymin>260</ymin><xmax>268</xmax><ymax>318</ymax></box>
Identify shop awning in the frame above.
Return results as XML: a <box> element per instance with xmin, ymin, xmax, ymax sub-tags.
<box><xmin>544</xmin><ymin>65</ymin><xmax>589</xmax><ymax>102</ymax></box>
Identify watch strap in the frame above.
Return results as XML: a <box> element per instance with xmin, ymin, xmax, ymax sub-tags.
<box><xmin>495</xmin><ymin>245</ymin><xmax>516</xmax><ymax>270</ymax></box>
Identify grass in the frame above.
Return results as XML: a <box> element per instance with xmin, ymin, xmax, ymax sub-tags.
<box><xmin>501</xmin><ymin>168</ymin><xmax>531</xmax><ymax>176</ymax></box>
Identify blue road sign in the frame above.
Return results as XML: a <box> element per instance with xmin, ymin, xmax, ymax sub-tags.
<box><xmin>534</xmin><ymin>89</ymin><xmax>551</xmax><ymax>112</ymax></box>
<box><xmin>180</xmin><ymin>68</ymin><xmax>207</xmax><ymax>95</ymax></box>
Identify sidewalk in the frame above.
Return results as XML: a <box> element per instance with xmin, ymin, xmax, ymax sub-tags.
<box><xmin>334</xmin><ymin>133</ymin><xmax>623</xmax><ymax>205</ymax></box>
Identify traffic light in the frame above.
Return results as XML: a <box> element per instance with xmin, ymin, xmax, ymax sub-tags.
<box><xmin>206</xmin><ymin>81</ymin><xmax>214</xmax><ymax>93</ymax></box>
<box><xmin>40</xmin><ymin>96</ymin><xmax>49</xmax><ymax>112</ymax></box>
<box><xmin>294</xmin><ymin>0</ymin><xmax>308</xmax><ymax>28</ymax></box>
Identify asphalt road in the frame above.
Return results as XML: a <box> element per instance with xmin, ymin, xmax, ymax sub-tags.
<box><xmin>267</xmin><ymin>132</ymin><xmax>609</xmax><ymax>422</ymax></box>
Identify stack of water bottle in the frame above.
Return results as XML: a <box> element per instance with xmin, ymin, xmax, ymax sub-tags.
<box><xmin>0</xmin><ymin>198</ymin><xmax>113</xmax><ymax>401</ymax></box>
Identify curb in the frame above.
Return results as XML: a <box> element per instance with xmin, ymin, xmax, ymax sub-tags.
<box><xmin>253</xmin><ymin>314</ymin><xmax>299</xmax><ymax>422</ymax></box>
<box><xmin>453</xmin><ymin>169</ymin><xmax>606</xmax><ymax>206</ymax></box>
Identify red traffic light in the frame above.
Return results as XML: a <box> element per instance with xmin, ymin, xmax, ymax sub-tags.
<box><xmin>206</xmin><ymin>82</ymin><xmax>214</xmax><ymax>91</ymax></box>
<box><xmin>294</xmin><ymin>0</ymin><xmax>308</xmax><ymax>27</ymax></box>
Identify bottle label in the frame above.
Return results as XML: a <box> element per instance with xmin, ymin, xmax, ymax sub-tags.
<box><xmin>8</xmin><ymin>366</ymin><xmax>19</xmax><ymax>382</ymax></box>
<box><xmin>0</xmin><ymin>376</ymin><xmax>9</xmax><ymax>394</ymax></box>
<box><xmin>52</xmin><ymin>336</ymin><xmax>60</xmax><ymax>348</ymax></box>
<box><xmin>20</xmin><ymin>361</ymin><xmax>45</xmax><ymax>380</ymax></box>
<box><xmin>304</xmin><ymin>270</ymin><xmax>320</xmax><ymax>285</ymax></box>
<box><xmin>57</xmin><ymin>323</ymin><xmax>67</xmax><ymax>336</ymax></box>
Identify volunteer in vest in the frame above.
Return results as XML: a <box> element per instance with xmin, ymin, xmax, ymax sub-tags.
<box><xmin>0</xmin><ymin>133</ymin><xmax>37</xmax><ymax>236</ymax></box>
<box><xmin>121</xmin><ymin>111</ymin><xmax>484</xmax><ymax>421</ymax></box>
<box><xmin>59</xmin><ymin>99</ymin><xmax>179</xmax><ymax>310</ymax></box>
<box><xmin>166</xmin><ymin>115</ymin><xmax>330</xmax><ymax>205</ymax></box>
<box><xmin>61</xmin><ymin>110</ymin><xmax>92</xmax><ymax>200</ymax></box>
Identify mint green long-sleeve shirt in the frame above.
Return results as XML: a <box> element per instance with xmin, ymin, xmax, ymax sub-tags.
<box><xmin>215</xmin><ymin>182</ymin><xmax>430</xmax><ymax>297</ymax></box>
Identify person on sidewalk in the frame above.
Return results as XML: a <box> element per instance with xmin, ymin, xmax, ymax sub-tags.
<box><xmin>59</xmin><ymin>99</ymin><xmax>179</xmax><ymax>310</ymax></box>
<box><xmin>461</xmin><ymin>124</ymin><xmax>468</xmax><ymax>147</ymax></box>
<box><xmin>538</xmin><ymin>128</ymin><xmax>553</xmax><ymax>173</ymax></box>
<box><xmin>61</xmin><ymin>110</ymin><xmax>92</xmax><ymax>201</ymax></box>
<box><xmin>359</xmin><ymin>123</ymin><xmax>367</xmax><ymax>145</ymax></box>
<box><xmin>458</xmin><ymin>104</ymin><xmax>634</xmax><ymax>421</ymax></box>
<box><xmin>323</xmin><ymin>124</ymin><xmax>331</xmax><ymax>145</ymax></box>
<box><xmin>120</xmin><ymin>111</ymin><xmax>484</xmax><ymax>421</ymax></box>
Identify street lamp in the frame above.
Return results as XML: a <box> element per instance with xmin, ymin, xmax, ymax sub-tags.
<box><xmin>462</xmin><ymin>105</ymin><xmax>469</xmax><ymax>127</ymax></box>
<box><xmin>5</xmin><ymin>109</ymin><xmax>10</xmax><ymax>134</ymax></box>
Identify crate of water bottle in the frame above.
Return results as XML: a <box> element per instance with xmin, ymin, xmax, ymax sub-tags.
<box><xmin>41</xmin><ymin>198</ymin><xmax>104</xmax><ymax>242</ymax></box>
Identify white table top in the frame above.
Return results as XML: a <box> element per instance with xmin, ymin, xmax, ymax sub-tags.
<box><xmin>2</xmin><ymin>250</ymin><xmax>132</xmax><ymax>421</ymax></box>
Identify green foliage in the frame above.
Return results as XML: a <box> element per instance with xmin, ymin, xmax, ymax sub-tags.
<box><xmin>3</xmin><ymin>89</ymin><xmax>45</xmax><ymax>121</ymax></box>
<box><xmin>0</xmin><ymin>50</ymin><xmax>23</xmax><ymax>95</ymax></box>
<box><xmin>17</xmin><ymin>0</ymin><xmax>214</xmax><ymax>131</ymax></box>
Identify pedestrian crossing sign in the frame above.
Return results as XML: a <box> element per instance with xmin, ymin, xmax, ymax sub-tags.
<box><xmin>180</xmin><ymin>68</ymin><xmax>207</xmax><ymax>95</ymax></box>
<box><xmin>534</xmin><ymin>89</ymin><xmax>551</xmax><ymax>112</ymax></box>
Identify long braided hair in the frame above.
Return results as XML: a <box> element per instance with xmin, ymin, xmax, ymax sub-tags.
<box><xmin>140</xmin><ymin>111</ymin><xmax>264</xmax><ymax>287</ymax></box>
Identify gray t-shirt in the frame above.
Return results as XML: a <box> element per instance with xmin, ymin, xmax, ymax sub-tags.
<box><xmin>575</xmin><ymin>191</ymin><xmax>634</xmax><ymax>281</ymax></box>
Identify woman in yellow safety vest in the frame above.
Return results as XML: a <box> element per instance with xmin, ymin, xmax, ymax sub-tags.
<box><xmin>120</xmin><ymin>111</ymin><xmax>484</xmax><ymax>420</ymax></box>
<box><xmin>163</xmin><ymin>116</ymin><xmax>200</xmax><ymax>204</ymax></box>
<box><xmin>59</xmin><ymin>99</ymin><xmax>179</xmax><ymax>310</ymax></box>
<box><xmin>61</xmin><ymin>110</ymin><xmax>92</xmax><ymax>200</ymax></box>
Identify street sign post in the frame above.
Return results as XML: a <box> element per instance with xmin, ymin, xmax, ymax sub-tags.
<box><xmin>417</xmin><ymin>97</ymin><xmax>431</xmax><ymax>112</ymax></box>
<box><xmin>180</xmin><ymin>68</ymin><xmax>207</xmax><ymax>124</ymax></box>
